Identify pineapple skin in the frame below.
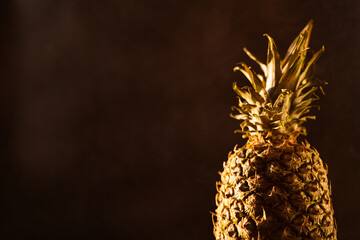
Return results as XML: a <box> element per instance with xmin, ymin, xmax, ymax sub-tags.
<box><xmin>213</xmin><ymin>138</ymin><xmax>337</xmax><ymax>240</ymax></box>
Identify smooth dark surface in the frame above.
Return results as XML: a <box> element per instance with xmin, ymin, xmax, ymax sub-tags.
<box><xmin>1</xmin><ymin>0</ymin><xmax>359</xmax><ymax>239</ymax></box>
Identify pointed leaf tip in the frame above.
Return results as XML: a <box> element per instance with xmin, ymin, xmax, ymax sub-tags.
<box><xmin>304</xmin><ymin>19</ymin><xmax>314</xmax><ymax>32</ymax></box>
<box><xmin>263</xmin><ymin>33</ymin><xmax>281</xmax><ymax>92</ymax></box>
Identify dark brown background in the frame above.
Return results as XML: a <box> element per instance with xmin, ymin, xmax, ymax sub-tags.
<box><xmin>1</xmin><ymin>0</ymin><xmax>359</xmax><ymax>239</ymax></box>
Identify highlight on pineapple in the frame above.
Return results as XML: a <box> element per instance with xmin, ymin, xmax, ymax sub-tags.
<box><xmin>213</xmin><ymin>20</ymin><xmax>337</xmax><ymax>240</ymax></box>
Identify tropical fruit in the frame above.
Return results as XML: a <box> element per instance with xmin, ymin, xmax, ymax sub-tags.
<box><xmin>213</xmin><ymin>20</ymin><xmax>337</xmax><ymax>240</ymax></box>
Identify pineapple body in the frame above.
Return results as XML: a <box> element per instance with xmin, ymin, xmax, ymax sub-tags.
<box><xmin>213</xmin><ymin>138</ymin><xmax>336</xmax><ymax>239</ymax></box>
<box><xmin>213</xmin><ymin>20</ymin><xmax>337</xmax><ymax>239</ymax></box>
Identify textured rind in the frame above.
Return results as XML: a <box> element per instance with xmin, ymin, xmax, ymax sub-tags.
<box><xmin>213</xmin><ymin>140</ymin><xmax>337</xmax><ymax>240</ymax></box>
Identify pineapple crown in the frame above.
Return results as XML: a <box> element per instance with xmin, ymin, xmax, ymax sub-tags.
<box><xmin>231</xmin><ymin>20</ymin><xmax>326</xmax><ymax>140</ymax></box>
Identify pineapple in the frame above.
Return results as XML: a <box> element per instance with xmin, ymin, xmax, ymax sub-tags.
<box><xmin>213</xmin><ymin>20</ymin><xmax>337</xmax><ymax>240</ymax></box>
